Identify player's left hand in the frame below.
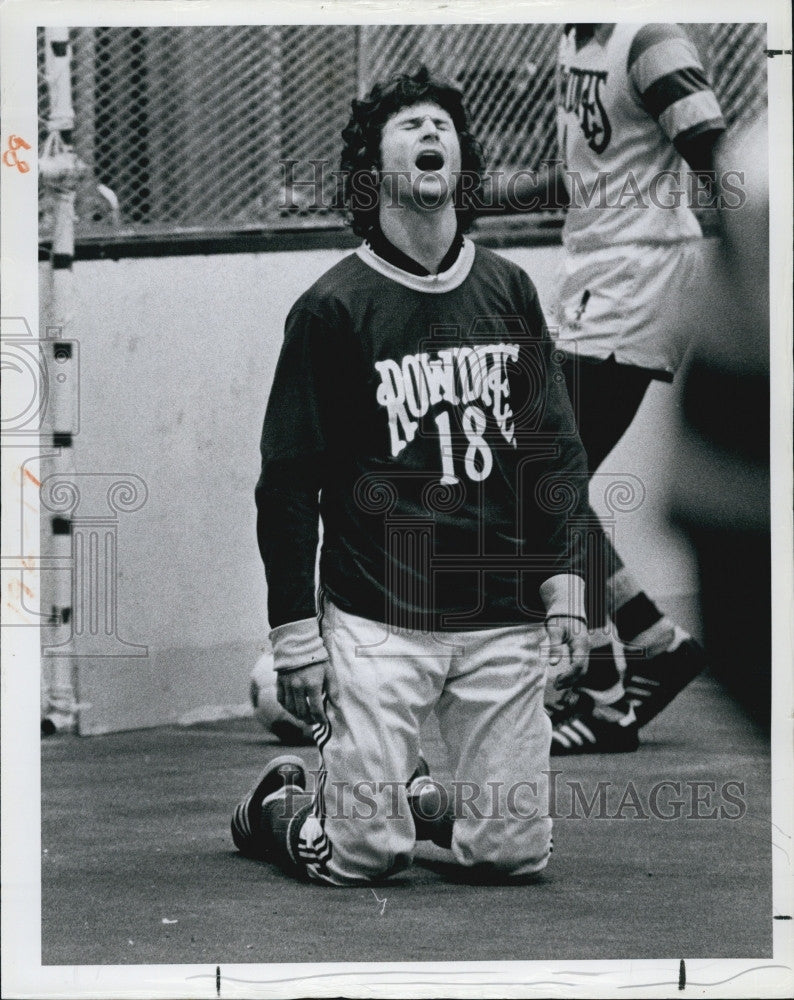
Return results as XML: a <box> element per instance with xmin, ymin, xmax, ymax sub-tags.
<box><xmin>545</xmin><ymin>615</ymin><xmax>588</xmax><ymax>689</ymax></box>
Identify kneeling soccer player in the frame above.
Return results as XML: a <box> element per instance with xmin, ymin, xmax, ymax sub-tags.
<box><xmin>232</xmin><ymin>67</ymin><xmax>589</xmax><ymax>885</ymax></box>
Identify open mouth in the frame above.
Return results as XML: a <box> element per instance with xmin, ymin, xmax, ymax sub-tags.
<box><xmin>415</xmin><ymin>149</ymin><xmax>445</xmax><ymax>171</ymax></box>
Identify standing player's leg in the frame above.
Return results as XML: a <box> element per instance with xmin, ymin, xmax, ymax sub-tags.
<box><xmin>435</xmin><ymin>623</ymin><xmax>552</xmax><ymax>878</ymax></box>
<box><xmin>551</xmin><ymin>349</ymin><xmax>705</xmax><ymax>753</ymax></box>
<box><xmin>568</xmin><ymin>353</ymin><xmax>705</xmax><ymax>725</ymax></box>
<box><xmin>569</xmin><ymin>353</ymin><xmax>670</xmax><ymax>663</ymax></box>
<box><xmin>548</xmin><ymin>353</ymin><xmax>651</xmax><ymax>752</ymax></box>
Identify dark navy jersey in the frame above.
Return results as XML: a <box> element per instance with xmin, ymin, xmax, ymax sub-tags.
<box><xmin>256</xmin><ymin>238</ymin><xmax>589</xmax><ymax>631</ymax></box>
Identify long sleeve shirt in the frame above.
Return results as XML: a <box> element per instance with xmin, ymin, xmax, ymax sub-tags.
<box><xmin>256</xmin><ymin>236</ymin><xmax>589</xmax><ymax>667</ymax></box>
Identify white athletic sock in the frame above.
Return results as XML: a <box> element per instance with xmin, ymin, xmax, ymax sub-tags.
<box><xmin>632</xmin><ymin>618</ymin><xmax>682</xmax><ymax>658</ymax></box>
<box><xmin>581</xmin><ymin>679</ymin><xmax>624</xmax><ymax>706</ymax></box>
<box><xmin>592</xmin><ymin>699</ymin><xmax>636</xmax><ymax>725</ymax></box>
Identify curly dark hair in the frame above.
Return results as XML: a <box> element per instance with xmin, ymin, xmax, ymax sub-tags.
<box><xmin>339</xmin><ymin>65</ymin><xmax>486</xmax><ymax>239</ymax></box>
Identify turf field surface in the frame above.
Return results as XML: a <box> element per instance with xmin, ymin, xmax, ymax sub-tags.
<box><xmin>41</xmin><ymin>672</ymin><xmax>771</xmax><ymax>966</ymax></box>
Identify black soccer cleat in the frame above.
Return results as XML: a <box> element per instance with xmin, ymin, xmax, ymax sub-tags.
<box><xmin>623</xmin><ymin>637</ymin><xmax>707</xmax><ymax>728</ymax></box>
<box><xmin>548</xmin><ymin>690</ymin><xmax>639</xmax><ymax>755</ymax></box>
<box><xmin>406</xmin><ymin>754</ymin><xmax>454</xmax><ymax>848</ymax></box>
<box><xmin>231</xmin><ymin>754</ymin><xmax>306</xmax><ymax>858</ymax></box>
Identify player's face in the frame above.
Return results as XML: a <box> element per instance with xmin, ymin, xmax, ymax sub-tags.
<box><xmin>378</xmin><ymin>101</ymin><xmax>462</xmax><ymax>211</ymax></box>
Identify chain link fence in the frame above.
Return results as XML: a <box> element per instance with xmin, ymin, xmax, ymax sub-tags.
<box><xmin>38</xmin><ymin>23</ymin><xmax>768</xmax><ymax>244</ymax></box>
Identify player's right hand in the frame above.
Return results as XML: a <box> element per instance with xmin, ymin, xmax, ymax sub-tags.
<box><xmin>276</xmin><ymin>662</ymin><xmax>327</xmax><ymax>725</ymax></box>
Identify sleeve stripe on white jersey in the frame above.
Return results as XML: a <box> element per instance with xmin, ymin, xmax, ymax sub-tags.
<box><xmin>630</xmin><ymin>36</ymin><xmax>705</xmax><ymax>95</ymax></box>
<box><xmin>628</xmin><ymin>23</ymin><xmax>698</xmax><ymax>70</ymax></box>
<box><xmin>674</xmin><ymin>118</ymin><xmax>727</xmax><ymax>145</ymax></box>
<box><xmin>659</xmin><ymin>90</ymin><xmax>725</xmax><ymax>142</ymax></box>
<box><xmin>642</xmin><ymin>65</ymin><xmax>714</xmax><ymax>121</ymax></box>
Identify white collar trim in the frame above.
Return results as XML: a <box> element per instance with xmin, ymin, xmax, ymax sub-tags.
<box><xmin>356</xmin><ymin>236</ymin><xmax>476</xmax><ymax>293</ymax></box>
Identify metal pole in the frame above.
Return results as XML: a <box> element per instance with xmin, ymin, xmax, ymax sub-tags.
<box><xmin>41</xmin><ymin>26</ymin><xmax>81</xmax><ymax>734</ymax></box>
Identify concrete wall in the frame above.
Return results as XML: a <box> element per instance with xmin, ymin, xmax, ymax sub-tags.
<box><xmin>42</xmin><ymin>241</ymin><xmax>696</xmax><ymax>734</ymax></box>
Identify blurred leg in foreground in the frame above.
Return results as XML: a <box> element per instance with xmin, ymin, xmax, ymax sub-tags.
<box><xmin>671</xmin><ymin>115</ymin><xmax>771</xmax><ymax>728</ymax></box>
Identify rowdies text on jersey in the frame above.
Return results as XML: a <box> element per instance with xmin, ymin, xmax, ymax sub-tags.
<box><xmin>374</xmin><ymin>343</ymin><xmax>522</xmax><ymax>485</ymax></box>
<box><xmin>560</xmin><ymin>66</ymin><xmax>612</xmax><ymax>154</ymax></box>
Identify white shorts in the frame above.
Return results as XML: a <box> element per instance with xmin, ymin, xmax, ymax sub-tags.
<box><xmin>295</xmin><ymin>600</ymin><xmax>553</xmax><ymax>885</ymax></box>
<box><xmin>555</xmin><ymin>241</ymin><xmax>707</xmax><ymax>376</ymax></box>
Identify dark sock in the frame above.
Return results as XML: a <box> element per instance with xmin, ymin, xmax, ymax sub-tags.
<box><xmin>613</xmin><ymin>592</ymin><xmax>664</xmax><ymax>645</ymax></box>
<box><xmin>582</xmin><ymin>644</ymin><xmax>621</xmax><ymax>692</ymax></box>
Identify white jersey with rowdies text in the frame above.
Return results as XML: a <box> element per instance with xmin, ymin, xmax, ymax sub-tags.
<box><xmin>556</xmin><ymin>23</ymin><xmax>725</xmax><ymax>253</ymax></box>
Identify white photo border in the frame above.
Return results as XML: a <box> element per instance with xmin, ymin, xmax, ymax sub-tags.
<box><xmin>1</xmin><ymin>0</ymin><xmax>791</xmax><ymax>997</ymax></box>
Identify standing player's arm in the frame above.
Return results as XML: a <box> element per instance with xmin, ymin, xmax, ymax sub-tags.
<box><xmin>521</xmin><ymin>277</ymin><xmax>589</xmax><ymax>684</ymax></box>
<box><xmin>483</xmin><ymin>160</ymin><xmax>570</xmax><ymax>214</ymax></box>
<box><xmin>628</xmin><ymin>23</ymin><xmax>725</xmax><ymax>197</ymax></box>
<box><xmin>674</xmin><ymin>127</ymin><xmax>722</xmax><ymax>177</ymax></box>
<box><xmin>674</xmin><ymin>127</ymin><xmax>724</xmax><ymax>212</ymax></box>
<box><xmin>256</xmin><ymin>306</ymin><xmax>336</xmax><ymax>725</ymax></box>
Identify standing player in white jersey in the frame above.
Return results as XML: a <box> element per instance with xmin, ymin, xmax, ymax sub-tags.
<box><xmin>230</xmin><ymin>67</ymin><xmax>590</xmax><ymax>885</ymax></box>
<box><xmin>509</xmin><ymin>23</ymin><xmax>726</xmax><ymax>753</ymax></box>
